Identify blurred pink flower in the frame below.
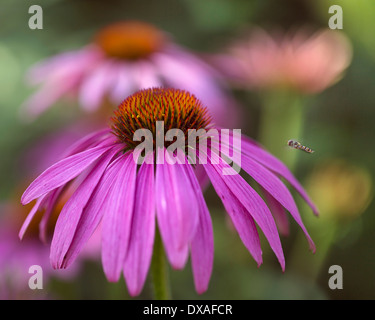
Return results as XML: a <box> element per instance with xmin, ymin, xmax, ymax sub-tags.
<box><xmin>215</xmin><ymin>27</ymin><xmax>352</xmax><ymax>94</ymax></box>
<box><xmin>22</xmin><ymin>20</ymin><xmax>239</xmax><ymax>127</ymax></box>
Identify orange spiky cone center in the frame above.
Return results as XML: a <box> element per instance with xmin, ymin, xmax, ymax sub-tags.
<box><xmin>111</xmin><ymin>88</ymin><xmax>212</xmax><ymax>151</ymax></box>
<box><xmin>94</xmin><ymin>21</ymin><xmax>166</xmax><ymax>60</ymax></box>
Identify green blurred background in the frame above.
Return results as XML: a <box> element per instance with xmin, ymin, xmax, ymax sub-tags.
<box><xmin>1</xmin><ymin>0</ymin><xmax>375</xmax><ymax>300</ymax></box>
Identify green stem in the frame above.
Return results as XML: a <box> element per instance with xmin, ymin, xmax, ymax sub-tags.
<box><xmin>151</xmin><ymin>227</ymin><xmax>171</xmax><ymax>300</ymax></box>
<box><xmin>258</xmin><ymin>90</ymin><xmax>305</xmax><ymax>170</ymax></box>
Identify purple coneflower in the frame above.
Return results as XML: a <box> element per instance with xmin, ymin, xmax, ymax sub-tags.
<box><xmin>22</xmin><ymin>20</ymin><xmax>237</xmax><ymax>127</ymax></box>
<box><xmin>21</xmin><ymin>88</ymin><xmax>317</xmax><ymax>296</ymax></box>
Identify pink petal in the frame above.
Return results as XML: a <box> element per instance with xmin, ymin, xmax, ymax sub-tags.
<box><xmin>231</xmin><ymin>148</ymin><xmax>315</xmax><ymax>252</ymax></box>
<box><xmin>50</xmin><ymin>146</ymin><xmax>121</xmax><ymax>269</ymax></box>
<box><xmin>154</xmin><ymin>50</ymin><xmax>219</xmax><ymax>102</ymax></box>
<box><xmin>155</xmin><ymin>150</ymin><xmax>199</xmax><ymax>269</ymax></box>
<box><xmin>22</xmin><ymin>47</ymin><xmax>102</xmax><ymax>119</ymax></box>
<box><xmin>132</xmin><ymin>60</ymin><xmax>161</xmax><ymax>89</ymax></box>
<box><xmin>39</xmin><ymin>185</ymin><xmax>67</xmax><ymax>243</ymax></box>
<box><xmin>108</xmin><ymin>63</ymin><xmax>136</xmax><ymax>103</ymax></box>
<box><xmin>204</xmin><ymin>159</ymin><xmax>285</xmax><ymax>271</ymax></box>
<box><xmin>242</xmin><ymin>136</ymin><xmax>319</xmax><ymax>216</ymax></box>
<box><xmin>26</xmin><ymin>46</ymin><xmax>102</xmax><ymax>85</ymax></box>
<box><xmin>21</xmin><ymin>144</ymin><xmax>113</xmax><ymax>205</ymax></box>
<box><xmin>153</xmin><ymin>46</ymin><xmax>231</xmax><ymax>124</ymax></box>
<box><xmin>58</xmin><ymin>150</ymin><xmax>124</xmax><ymax>269</ymax></box>
<box><xmin>203</xmin><ymin>162</ymin><xmax>263</xmax><ymax>267</ymax></box>
<box><xmin>36</xmin><ymin>129</ymin><xmax>113</xmax><ymax>242</ymax></box>
<box><xmin>18</xmin><ymin>196</ymin><xmax>46</xmax><ymax>240</ymax></box>
<box><xmin>185</xmin><ymin>164</ymin><xmax>214</xmax><ymax>294</ymax></box>
<box><xmin>20</xmin><ymin>181</ymin><xmax>73</xmax><ymax>241</ymax></box>
<box><xmin>124</xmin><ymin>158</ymin><xmax>155</xmax><ymax>296</ymax></box>
<box><xmin>101</xmin><ymin>152</ymin><xmax>137</xmax><ymax>282</ymax></box>
<box><xmin>262</xmin><ymin>188</ymin><xmax>290</xmax><ymax>237</ymax></box>
<box><xmin>78</xmin><ymin>60</ymin><xmax>117</xmax><ymax>111</ymax></box>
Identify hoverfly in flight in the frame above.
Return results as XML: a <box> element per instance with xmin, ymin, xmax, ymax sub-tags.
<box><xmin>287</xmin><ymin>140</ymin><xmax>314</xmax><ymax>154</ymax></box>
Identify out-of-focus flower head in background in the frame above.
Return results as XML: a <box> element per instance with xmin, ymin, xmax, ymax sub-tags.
<box><xmin>306</xmin><ymin>159</ymin><xmax>373</xmax><ymax>221</ymax></box>
<box><xmin>293</xmin><ymin>159</ymin><xmax>374</xmax><ymax>282</ymax></box>
<box><xmin>215</xmin><ymin>27</ymin><xmax>352</xmax><ymax>94</ymax></box>
<box><xmin>21</xmin><ymin>20</ymin><xmax>240</xmax><ymax>128</ymax></box>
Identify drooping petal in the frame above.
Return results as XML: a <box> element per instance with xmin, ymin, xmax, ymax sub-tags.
<box><xmin>203</xmin><ymin>162</ymin><xmax>262</xmax><ymax>267</ymax></box>
<box><xmin>20</xmin><ymin>180</ymin><xmax>73</xmax><ymax>241</ymax></box>
<box><xmin>155</xmin><ymin>150</ymin><xmax>199</xmax><ymax>269</ymax></box>
<box><xmin>241</xmin><ymin>136</ymin><xmax>319</xmax><ymax>216</ymax></box>
<box><xmin>101</xmin><ymin>152</ymin><xmax>137</xmax><ymax>282</ymax></box>
<box><xmin>58</xmin><ymin>150</ymin><xmax>124</xmax><ymax>269</ymax></box>
<box><xmin>39</xmin><ymin>185</ymin><xmax>68</xmax><ymax>243</ymax></box>
<box><xmin>50</xmin><ymin>146</ymin><xmax>121</xmax><ymax>269</ymax></box>
<box><xmin>21</xmin><ymin>144</ymin><xmax>113</xmax><ymax>205</ymax></box>
<box><xmin>185</xmin><ymin>163</ymin><xmax>214</xmax><ymax>294</ymax></box>
<box><xmin>18</xmin><ymin>196</ymin><xmax>46</xmax><ymax>240</ymax></box>
<box><xmin>262</xmin><ymin>188</ymin><xmax>290</xmax><ymax>237</ymax></box>
<box><xmin>124</xmin><ymin>157</ymin><xmax>155</xmax><ymax>296</ymax></box>
<box><xmin>204</xmin><ymin>159</ymin><xmax>285</xmax><ymax>270</ymax></box>
<box><xmin>227</xmin><ymin>149</ymin><xmax>315</xmax><ymax>252</ymax></box>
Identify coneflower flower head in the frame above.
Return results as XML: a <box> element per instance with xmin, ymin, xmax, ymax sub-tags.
<box><xmin>215</xmin><ymin>27</ymin><xmax>352</xmax><ymax>94</ymax></box>
<box><xmin>111</xmin><ymin>87</ymin><xmax>211</xmax><ymax>152</ymax></box>
<box><xmin>21</xmin><ymin>88</ymin><xmax>318</xmax><ymax>296</ymax></box>
<box><xmin>22</xmin><ymin>21</ymin><xmax>238</xmax><ymax>128</ymax></box>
